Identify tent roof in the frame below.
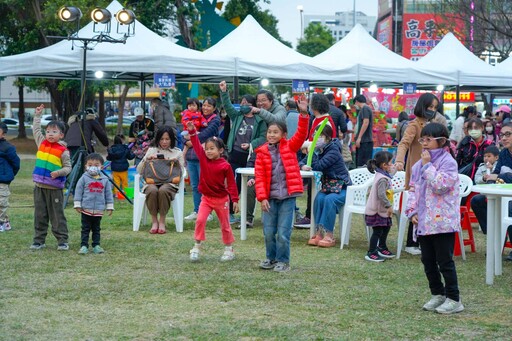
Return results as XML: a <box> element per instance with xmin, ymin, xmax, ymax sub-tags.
<box><xmin>310</xmin><ymin>24</ymin><xmax>455</xmax><ymax>86</ymax></box>
<box><xmin>415</xmin><ymin>33</ymin><xmax>512</xmax><ymax>88</ymax></box>
<box><xmin>0</xmin><ymin>1</ymin><xmax>229</xmax><ymax>82</ymax></box>
<box><xmin>202</xmin><ymin>15</ymin><xmax>329</xmax><ymax>82</ymax></box>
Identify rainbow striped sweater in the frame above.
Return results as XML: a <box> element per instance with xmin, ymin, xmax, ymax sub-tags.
<box><xmin>32</xmin><ymin>116</ymin><xmax>72</xmax><ymax>189</ymax></box>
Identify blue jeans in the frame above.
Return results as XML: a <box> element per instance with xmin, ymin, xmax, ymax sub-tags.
<box><xmin>187</xmin><ymin>159</ymin><xmax>201</xmax><ymax>213</ymax></box>
<box><xmin>262</xmin><ymin>197</ymin><xmax>296</xmax><ymax>264</ymax></box>
<box><xmin>313</xmin><ymin>190</ymin><xmax>347</xmax><ymax>233</ymax></box>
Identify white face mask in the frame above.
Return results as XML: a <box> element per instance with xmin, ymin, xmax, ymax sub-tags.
<box><xmin>86</xmin><ymin>166</ymin><xmax>100</xmax><ymax>176</ymax></box>
<box><xmin>485</xmin><ymin>127</ymin><xmax>493</xmax><ymax>133</ymax></box>
<box><xmin>468</xmin><ymin>129</ymin><xmax>482</xmax><ymax>139</ymax></box>
<box><xmin>315</xmin><ymin>136</ymin><xmax>326</xmax><ymax>149</ymax></box>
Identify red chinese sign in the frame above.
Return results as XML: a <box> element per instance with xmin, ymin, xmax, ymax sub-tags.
<box><xmin>402</xmin><ymin>13</ymin><xmax>465</xmax><ymax>60</ymax></box>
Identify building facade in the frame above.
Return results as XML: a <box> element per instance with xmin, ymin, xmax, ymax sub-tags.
<box><xmin>304</xmin><ymin>11</ymin><xmax>377</xmax><ymax>42</ymax></box>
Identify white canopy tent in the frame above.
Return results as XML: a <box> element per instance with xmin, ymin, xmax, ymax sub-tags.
<box><xmin>201</xmin><ymin>15</ymin><xmax>331</xmax><ymax>83</ymax></box>
<box><xmin>0</xmin><ymin>1</ymin><xmax>230</xmax><ymax>82</ymax></box>
<box><xmin>415</xmin><ymin>33</ymin><xmax>512</xmax><ymax>89</ymax></box>
<box><xmin>310</xmin><ymin>24</ymin><xmax>456</xmax><ymax>87</ymax></box>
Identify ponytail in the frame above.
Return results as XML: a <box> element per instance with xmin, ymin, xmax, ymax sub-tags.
<box><xmin>367</xmin><ymin>159</ymin><xmax>377</xmax><ymax>173</ymax></box>
<box><xmin>367</xmin><ymin>151</ymin><xmax>394</xmax><ymax>173</ymax></box>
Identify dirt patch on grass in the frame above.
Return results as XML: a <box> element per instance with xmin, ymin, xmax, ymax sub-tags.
<box><xmin>7</xmin><ymin>137</ymin><xmax>38</xmax><ymax>154</ymax></box>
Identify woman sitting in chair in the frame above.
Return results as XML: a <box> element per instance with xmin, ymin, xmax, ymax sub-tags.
<box><xmin>136</xmin><ymin>126</ymin><xmax>185</xmax><ymax>234</ymax></box>
<box><xmin>300</xmin><ymin>125</ymin><xmax>351</xmax><ymax>248</ymax></box>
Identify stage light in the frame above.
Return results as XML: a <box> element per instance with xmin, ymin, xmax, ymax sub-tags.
<box><xmin>94</xmin><ymin>70</ymin><xmax>104</xmax><ymax>79</ymax></box>
<box><xmin>58</xmin><ymin>6</ymin><xmax>82</xmax><ymax>22</ymax></box>
<box><xmin>437</xmin><ymin>84</ymin><xmax>445</xmax><ymax>91</ymax></box>
<box><xmin>91</xmin><ymin>8</ymin><xmax>111</xmax><ymax>24</ymax></box>
<box><xmin>369</xmin><ymin>84</ymin><xmax>378</xmax><ymax>92</ymax></box>
<box><xmin>260</xmin><ymin>78</ymin><xmax>269</xmax><ymax>87</ymax></box>
<box><xmin>116</xmin><ymin>9</ymin><xmax>135</xmax><ymax>25</ymax></box>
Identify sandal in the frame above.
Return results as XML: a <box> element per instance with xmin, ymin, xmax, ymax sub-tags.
<box><xmin>149</xmin><ymin>224</ymin><xmax>159</xmax><ymax>234</ymax></box>
<box><xmin>158</xmin><ymin>225</ymin><xmax>167</xmax><ymax>234</ymax></box>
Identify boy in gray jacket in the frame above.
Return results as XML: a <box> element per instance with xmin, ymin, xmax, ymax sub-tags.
<box><xmin>74</xmin><ymin>153</ymin><xmax>114</xmax><ymax>254</ymax></box>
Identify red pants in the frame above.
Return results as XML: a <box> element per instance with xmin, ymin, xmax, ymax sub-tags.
<box><xmin>194</xmin><ymin>195</ymin><xmax>234</xmax><ymax>245</ymax></box>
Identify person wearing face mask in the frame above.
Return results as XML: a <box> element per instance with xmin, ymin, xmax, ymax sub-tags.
<box><xmin>484</xmin><ymin>120</ymin><xmax>499</xmax><ymax>145</ymax></box>
<box><xmin>300</xmin><ymin>125</ymin><xmax>351</xmax><ymax>248</ymax></box>
<box><xmin>219</xmin><ymin>80</ymin><xmax>267</xmax><ymax>225</ymax></box>
<box><xmin>455</xmin><ymin>118</ymin><xmax>493</xmax><ymax>180</ymax></box>
<box><xmin>395</xmin><ymin>93</ymin><xmax>448</xmax><ymax>255</ymax></box>
<box><xmin>73</xmin><ymin>153</ymin><xmax>114</xmax><ymax>255</ymax></box>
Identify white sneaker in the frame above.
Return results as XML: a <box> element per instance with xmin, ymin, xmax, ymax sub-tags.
<box><xmin>422</xmin><ymin>295</ymin><xmax>446</xmax><ymax>311</ymax></box>
<box><xmin>220</xmin><ymin>246</ymin><xmax>235</xmax><ymax>261</ymax></box>
<box><xmin>4</xmin><ymin>222</ymin><xmax>11</xmax><ymax>231</ymax></box>
<box><xmin>435</xmin><ymin>298</ymin><xmax>464</xmax><ymax>314</ymax></box>
<box><xmin>207</xmin><ymin>214</ymin><xmax>213</xmax><ymax>222</ymax></box>
<box><xmin>185</xmin><ymin>212</ymin><xmax>198</xmax><ymax>220</ymax></box>
<box><xmin>190</xmin><ymin>245</ymin><xmax>201</xmax><ymax>261</ymax></box>
<box><xmin>405</xmin><ymin>246</ymin><xmax>422</xmax><ymax>255</ymax></box>
<box><xmin>0</xmin><ymin>223</ymin><xmax>4</xmax><ymax>232</ymax></box>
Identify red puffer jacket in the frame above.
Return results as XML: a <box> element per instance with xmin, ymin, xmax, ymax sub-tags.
<box><xmin>255</xmin><ymin>115</ymin><xmax>309</xmax><ymax>201</ymax></box>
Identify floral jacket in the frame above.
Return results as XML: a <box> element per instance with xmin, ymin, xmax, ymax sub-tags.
<box><xmin>406</xmin><ymin>148</ymin><xmax>460</xmax><ymax>240</ymax></box>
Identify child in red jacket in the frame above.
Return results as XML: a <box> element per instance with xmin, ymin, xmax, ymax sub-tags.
<box><xmin>186</xmin><ymin>122</ymin><xmax>239</xmax><ymax>262</ymax></box>
<box><xmin>255</xmin><ymin>100</ymin><xmax>309</xmax><ymax>272</ymax></box>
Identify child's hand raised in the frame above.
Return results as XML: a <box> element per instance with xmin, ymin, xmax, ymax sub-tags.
<box><xmin>297</xmin><ymin>97</ymin><xmax>309</xmax><ymax>114</ymax></box>
<box><xmin>219</xmin><ymin>81</ymin><xmax>227</xmax><ymax>92</ymax></box>
<box><xmin>421</xmin><ymin>150</ymin><xmax>431</xmax><ymax>165</ymax></box>
<box><xmin>35</xmin><ymin>104</ymin><xmax>44</xmax><ymax>117</ymax></box>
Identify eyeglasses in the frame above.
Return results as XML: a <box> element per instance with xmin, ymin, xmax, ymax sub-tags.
<box><xmin>418</xmin><ymin>137</ymin><xmax>444</xmax><ymax>144</ymax></box>
<box><xmin>499</xmin><ymin>131</ymin><xmax>512</xmax><ymax>138</ymax></box>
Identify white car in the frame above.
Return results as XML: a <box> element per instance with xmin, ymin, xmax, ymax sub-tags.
<box><xmin>104</xmin><ymin>116</ymin><xmax>136</xmax><ymax>127</ymax></box>
<box><xmin>40</xmin><ymin>115</ymin><xmax>54</xmax><ymax>127</ymax></box>
<box><xmin>1</xmin><ymin>118</ymin><xmax>32</xmax><ymax>130</ymax></box>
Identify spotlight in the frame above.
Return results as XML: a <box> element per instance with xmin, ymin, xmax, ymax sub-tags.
<box><xmin>437</xmin><ymin>84</ymin><xmax>445</xmax><ymax>91</ymax></box>
<box><xmin>116</xmin><ymin>9</ymin><xmax>135</xmax><ymax>25</ymax></box>
<box><xmin>95</xmin><ymin>70</ymin><xmax>104</xmax><ymax>79</ymax></box>
<box><xmin>91</xmin><ymin>8</ymin><xmax>111</xmax><ymax>24</ymax></box>
<box><xmin>260</xmin><ymin>78</ymin><xmax>269</xmax><ymax>87</ymax></box>
<box><xmin>58</xmin><ymin>6</ymin><xmax>82</xmax><ymax>22</ymax></box>
<box><xmin>369</xmin><ymin>84</ymin><xmax>378</xmax><ymax>92</ymax></box>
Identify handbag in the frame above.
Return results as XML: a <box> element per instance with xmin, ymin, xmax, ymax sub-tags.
<box><xmin>321</xmin><ymin>176</ymin><xmax>346</xmax><ymax>194</ymax></box>
<box><xmin>142</xmin><ymin>159</ymin><xmax>182</xmax><ymax>185</ymax></box>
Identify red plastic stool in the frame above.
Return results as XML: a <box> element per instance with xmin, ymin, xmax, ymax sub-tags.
<box><xmin>454</xmin><ymin>206</ymin><xmax>476</xmax><ymax>256</ymax></box>
<box><xmin>465</xmin><ymin>191</ymin><xmax>479</xmax><ymax>225</ymax></box>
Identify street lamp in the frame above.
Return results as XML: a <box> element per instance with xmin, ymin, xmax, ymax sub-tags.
<box><xmin>297</xmin><ymin>5</ymin><xmax>304</xmax><ymax>39</ymax></box>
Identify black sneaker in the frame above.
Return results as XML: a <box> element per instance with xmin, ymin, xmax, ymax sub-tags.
<box><xmin>378</xmin><ymin>248</ymin><xmax>396</xmax><ymax>259</ymax></box>
<box><xmin>506</xmin><ymin>251</ymin><xmax>512</xmax><ymax>262</ymax></box>
<box><xmin>259</xmin><ymin>259</ymin><xmax>278</xmax><ymax>270</ymax></box>
<box><xmin>365</xmin><ymin>251</ymin><xmax>385</xmax><ymax>262</ymax></box>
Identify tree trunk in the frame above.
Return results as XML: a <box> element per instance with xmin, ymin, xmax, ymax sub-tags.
<box><xmin>98</xmin><ymin>90</ymin><xmax>106</xmax><ymax>127</ymax></box>
<box><xmin>17</xmin><ymin>84</ymin><xmax>27</xmax><ymax>139</ymax></box>
<box><xmin>46</xmin><ymin>79</ymin><xmax>64</xmax><ymax>120</ymax></box>
<box><xmin>117</xmin><ymin>84</ymin><xmax>131</xmax><ymax>135</ymax></box>
<box><xmin>175</xmin><ymin>0</ymin><xmax>196</xmax><ymax>49</ymax></box>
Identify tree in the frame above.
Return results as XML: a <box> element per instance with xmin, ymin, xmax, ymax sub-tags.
<box><xmin>222</xmin><ymin>0</ymin><xmax>292</xmax><ymax>47</ymax></box>
<box><xmin>432</xmin><ymin>0</ymin><xmax>512</xmax><ymax>61</ymax></box>
<box><xmin>296</xmin><ymin>22</ymin><xmax>334</xmax><ymax>57</ymax></box>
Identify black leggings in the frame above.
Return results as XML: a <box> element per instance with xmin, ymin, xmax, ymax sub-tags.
<box><xmin>368</xmin><ymin>226</ymin><xmax>391</xmax><ymax>253</ymax></box>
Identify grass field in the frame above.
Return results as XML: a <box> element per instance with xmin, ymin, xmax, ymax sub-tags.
<box><xmin>0</xmin><ymin>157</ymin><xmax>511</xmax><ymax>340</ymax></box>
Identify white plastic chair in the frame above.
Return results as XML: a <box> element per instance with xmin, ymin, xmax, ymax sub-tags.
<box><xmin>132</xmin><ymin>172</ymin><xmax>186</xmax><ymax>232</ymax></box>
<box><xmin>396</xmin><ymin>173</ymin><xmax>472</xmax><ymax>259</ymax></box>
<box><xmin>500</xmin><ymin>197</ymin><xmax>512</xmax><ymax>251</ymax></box>
<box><xmin>339</xmin><ymin>168</ymin><xmax>375</xmax><ymax>249</ymax></box>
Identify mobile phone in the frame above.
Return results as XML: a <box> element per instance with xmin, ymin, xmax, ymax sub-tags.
<box><xmin>157</xmin><ymin>154</ymin><xmax>164</xmax><ymax>159</ymax></box>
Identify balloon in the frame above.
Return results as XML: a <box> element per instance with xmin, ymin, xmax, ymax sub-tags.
<box><xmin>307</xmin><ymin>118</ymin><xmax>329</xmax><ymax>166</ymax></box>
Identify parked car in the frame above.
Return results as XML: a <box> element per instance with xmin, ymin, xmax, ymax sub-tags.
<box><xmin>104</xmin><ymin>116</ymin><xmax>136</xmax><ymax>127</ymax></box>
<box><xmin>40</xmin><ymin>115</ymin><xmax>54</xmax><ymax>128</ymax></box>
<box><xmin>1</xmin><ymin>118</ymin><xmax>32</xmax><ymax>130</ymax></box>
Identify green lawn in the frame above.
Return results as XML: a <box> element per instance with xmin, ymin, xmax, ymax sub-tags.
<box><xmin>0</xmin><ymin>159</ymin><xmax>511</xmax><ymax>340</ymax></box>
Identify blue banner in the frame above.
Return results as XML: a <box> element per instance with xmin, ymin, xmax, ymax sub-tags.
<box><xmin>403</xmin><ymin>82</ymin><xmax>417</xmax><ymax>94</ymax></box>
<box><xmin>292</xmin><ymin>79</ymin><xmax>309</xmax><ymax>93</ymax></box>
<box><xmin>154</xmin><ymin>73</ymin><xmax>176</xmax><ymax>88</ymax></box>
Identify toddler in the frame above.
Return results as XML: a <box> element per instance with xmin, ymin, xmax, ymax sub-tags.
<box><xmin>181</xmin><ymin>98</ymin><xmax>206</xmax><ymax>157</ymax></box>
<box><xmin>0</xmin><ymin>122</ymin><xmax>20</xmax><ymax>232</ymax></box>
<box><xmin>474</xmin><ymin>145</ymin><xmax>499</xmax><ymax>184</ymax></box>
<box><xmin>107</xmin><ymin>134</ymin><xmax>135</xmax><ymax>197</ymax></box>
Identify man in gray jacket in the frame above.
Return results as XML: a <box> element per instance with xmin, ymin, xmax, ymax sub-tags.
<box><xmin>151</xmin><ymin>98</ymin><xmax>177</xmax><ymax>133</ymax></box>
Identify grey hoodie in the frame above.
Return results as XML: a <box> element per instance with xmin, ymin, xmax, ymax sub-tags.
<box><xmin>74</xmin><ymin>172</ymin><xmax>114</xmax><ymax>215</ymax></box>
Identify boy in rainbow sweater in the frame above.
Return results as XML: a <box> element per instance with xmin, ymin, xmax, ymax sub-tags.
<box><xmin>30</xmin><ymin>104</ymin><xmax>72</xmax><ymax>251</ymax></box>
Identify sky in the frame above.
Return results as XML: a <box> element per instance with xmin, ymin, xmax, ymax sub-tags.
<box><xmin>254</xmin><ymin>0</ymin><xmax>379</xmax><ymax>47</ymax></box>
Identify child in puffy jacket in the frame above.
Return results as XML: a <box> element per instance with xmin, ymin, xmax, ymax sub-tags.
<box><xmin>107</xmin><ymin>135</ymin><xmax>134</xmax><ymax>197</ymax></box>
<box><xmin>406</xmin><ymin>123</ymin><xmax>463</xmax><ymax>315</ymax></box>
<box><xmin>254</xmin><ymin>99</ymin><xmax>309</xmax><ymax>273</ymax></box>
<box><xmin>0</xmin><ymin>122</ymin><xmax>20</xmax><ymax>232</ymax></box>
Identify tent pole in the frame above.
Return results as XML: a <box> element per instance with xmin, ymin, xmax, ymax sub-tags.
<box><xmin>356</xmin><ymin>81</ymin><xmax>360</xmax><ymax>96</ymax></box>
<box><xmin>234</xmin><ymin>76</ymin><xmax>239</xmax><ymax>103</ymax></box>
<box><xmin>141</xmin><ymin>77</ymin><xmax>146</xmax><ymax>115</ymax></box>
<box><xmin>455</xmin><ymin>85</ymin><xmax>460</xmax><ymax>117</ymax></box>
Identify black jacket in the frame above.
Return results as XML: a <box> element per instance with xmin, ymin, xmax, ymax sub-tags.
<box><xmin>329</xmin><ymin>104</ymin><xmax>347</xmax><ymax>137</ymax></box>
<box><xmin>65</xmin><ymin>114</ymin><xmax>109</xmax><ymax>153</ymax></box>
